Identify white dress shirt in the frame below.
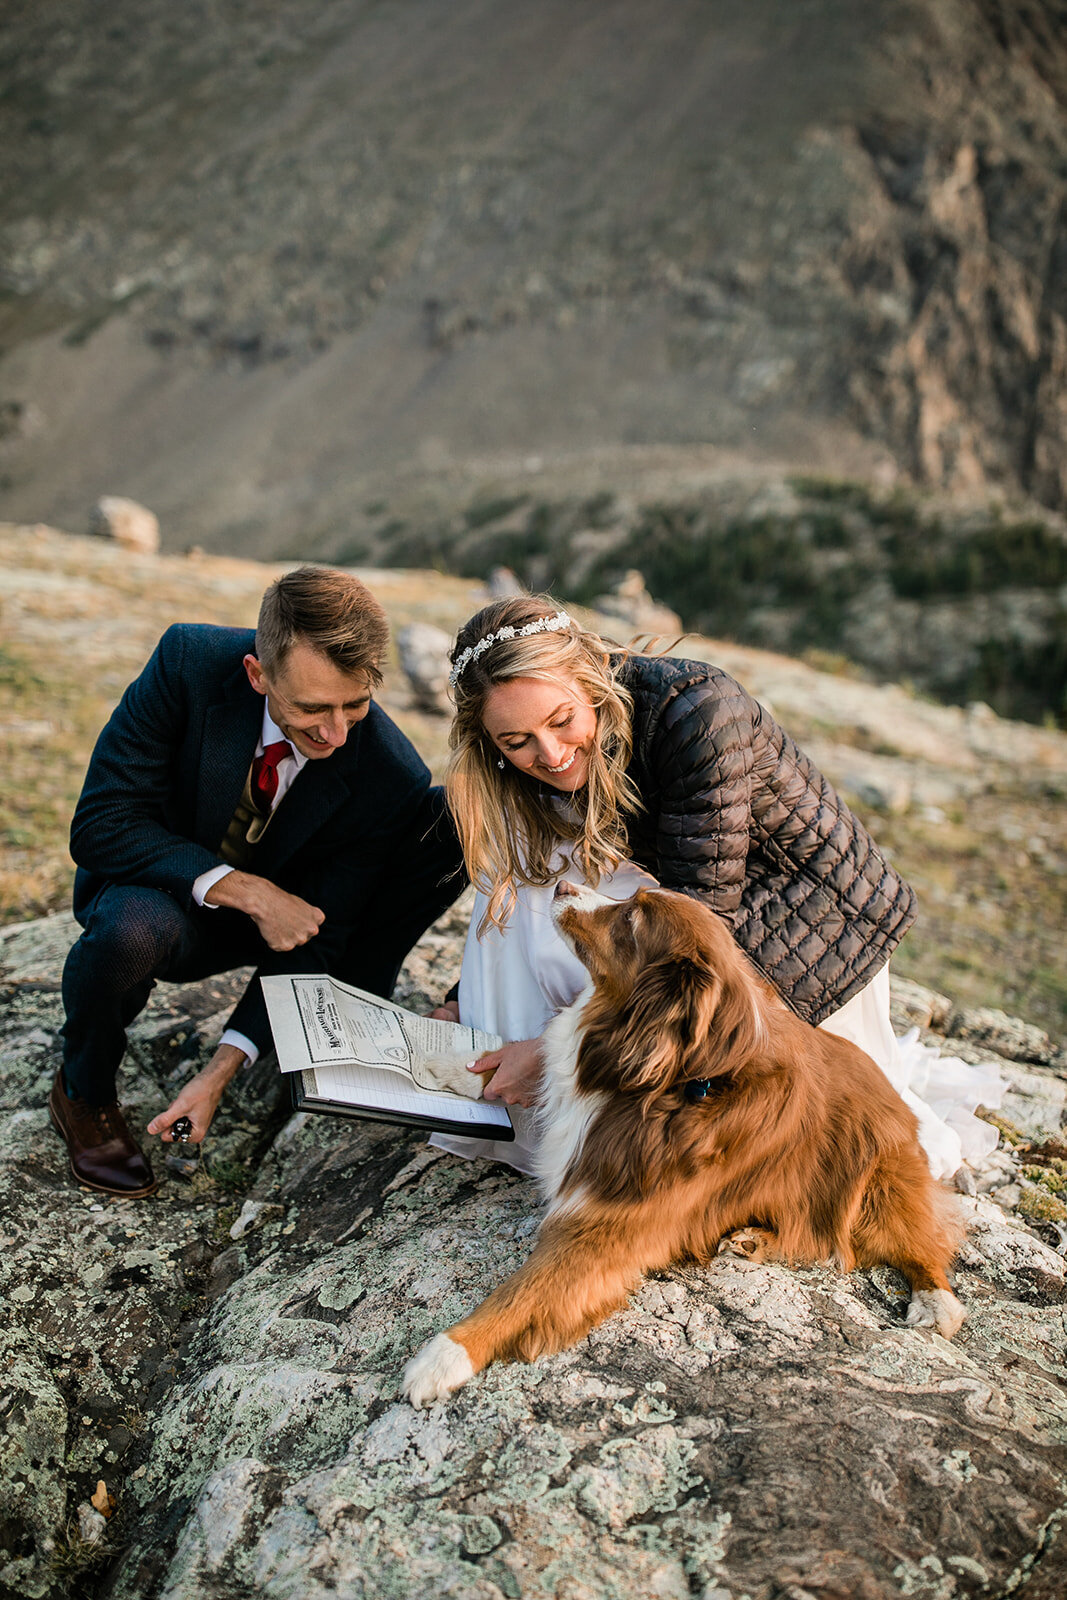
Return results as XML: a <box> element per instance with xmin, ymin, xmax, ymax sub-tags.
<box><xmin>192</xmin><ymin>704</ymin><xmax>307</xmax><ymax>1065</ymax></box>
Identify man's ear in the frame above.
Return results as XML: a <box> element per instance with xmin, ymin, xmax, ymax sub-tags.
<box><xmin>243</xmin><ymin>654</ymin><xmax>268</xmax><ymax>698</ymax></box>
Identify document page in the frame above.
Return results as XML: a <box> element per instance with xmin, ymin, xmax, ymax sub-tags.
<box><xmin>261</xmin><ymin>974</ymin><xmax>503</xmax><ymax>1097</ymax></box>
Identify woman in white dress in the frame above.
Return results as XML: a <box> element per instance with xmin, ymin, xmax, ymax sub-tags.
<box><xmin>430</xmin><ymin>599</ymin><xmax>1001</xmax><ymax>1181</ymax></box>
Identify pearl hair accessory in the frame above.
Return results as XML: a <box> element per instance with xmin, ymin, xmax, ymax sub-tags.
<box><xmin>449</xmin><ymin>610</ymin><xmax>573</xmax><ymax>688</ymax></box>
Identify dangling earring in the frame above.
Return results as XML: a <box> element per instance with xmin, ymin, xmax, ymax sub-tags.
<box><xmin>497</xmin><ymin>757</ymin><xmax>506</xmax><ymax>771</ymax></box>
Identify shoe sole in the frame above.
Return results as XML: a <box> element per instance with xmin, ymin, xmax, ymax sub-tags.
<box><xmin>48</xmin><ymin>1102</ymin><xmax>159</xmax><ymax>1200</ymax></box>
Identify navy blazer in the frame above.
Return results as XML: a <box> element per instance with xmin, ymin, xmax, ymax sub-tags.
<box><xmin>69</xmin><ymin>623</ymin><xmax>443</xmax><ymax>1047</ymax></box>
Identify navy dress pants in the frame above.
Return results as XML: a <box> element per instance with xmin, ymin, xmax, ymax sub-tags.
<box><xmin>61</xmin><ymin>887</ymin><xmax>268</xmax><ymax>1104</ymax></box>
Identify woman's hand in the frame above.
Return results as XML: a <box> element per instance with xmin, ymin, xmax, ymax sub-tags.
<box><xmin>472</xmin><ymin>1037</ymin><xmax>543</xmax><ymax>1108</ymax></box>
<box><xmin>430</xmin><ymin>1000</ymin><xmax>462</xmax><ymax>1023</ymax></box>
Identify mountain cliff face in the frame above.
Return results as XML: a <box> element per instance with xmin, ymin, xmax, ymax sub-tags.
<box><xmin>0</xmin><ymin>0</ymin><xmax>1064</xmax><ymax>551</ymax></box>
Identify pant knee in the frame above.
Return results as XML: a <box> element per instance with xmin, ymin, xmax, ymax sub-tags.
<box><xmin>73</xmin><ymin>886</ymin><xmax>189</xmax><ymax>987</ymax></box>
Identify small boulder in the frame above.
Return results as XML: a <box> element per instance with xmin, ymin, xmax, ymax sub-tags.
<box><xmin>485</xmin><ymin>566</ymin><xmax>526</xmax><ymax>598</ymax></box>
<box><xmin>396</xmin><ymin>622</ymin><xmax>452</xmax><ymax>714</ymax></box>
<box><xmin>592</xmin><ymin>570</ymin><xmax>682</xmax><ymax>637</ymax></box>
<box><xmin>88</xmin><ymin>496</ymin><xmax>160</xmax><ymax>553</ymax></box>
<box><xmin>841</xmin><ymin>769</ymin><xmax>913</xmax><ymax>815</ymax></box>
<box><xmin>889</xmin><ymin>975</ymin><xmax>953</xmax><ymax>1032</ymax></box>
<box><xmin>946</xmin><ymin>1006</ymin><xmax>1063</xmax><ymax>1069</ymax></box>
<box><xmin>76</xmin><ymin>1502</ymin><xmax>108</xmax><ymax>1546</ymax></box>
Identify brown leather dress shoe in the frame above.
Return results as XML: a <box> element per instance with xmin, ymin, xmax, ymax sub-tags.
<box><xmin>48</xmin><ymin>1070</ymin><xmax>158</xmax><ymax>1198</ymax></box>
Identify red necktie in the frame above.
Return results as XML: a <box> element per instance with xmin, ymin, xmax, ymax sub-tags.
<box><xmin>251</xmin><ymin>740</ymin><xmax>293</xmax><ymax>811</ymax></box>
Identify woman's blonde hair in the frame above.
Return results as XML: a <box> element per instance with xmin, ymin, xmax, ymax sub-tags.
<box><xmin>447</xmin><ymin>595</ymin><xmax>641</xmax><ymax>931</ymax></box>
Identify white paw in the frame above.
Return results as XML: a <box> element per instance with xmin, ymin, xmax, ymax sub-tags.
<box><xmin>905</xmin><ymin>1288</ymin><xmax>966</xmax><ymax>1340</ymax></box>
<box><xmin>401</xmin><ymin>1333</ymin><xmax>475</xmax><ymax>1408</ymax></box>
<box><xmin>411</xmin><ymin>1052</ymin><xmax>485</xmax><ymax>1100</ymax></box>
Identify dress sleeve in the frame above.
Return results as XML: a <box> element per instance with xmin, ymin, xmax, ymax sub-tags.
<box><xmin>647</xmin><ymin>676</ymin><xmax>756</xmax><ymax>920</ymax></box>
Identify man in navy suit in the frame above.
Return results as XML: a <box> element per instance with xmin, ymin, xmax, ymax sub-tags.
<box><xmin>51</xmin><ymin>565</ymin><xmax>464</xmax><ymax>1197</ymax></box>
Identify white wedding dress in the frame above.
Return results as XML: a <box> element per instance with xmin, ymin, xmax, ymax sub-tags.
<box><xmin>430</xmin><ymin>855</ymin><xmax>1003</xmax><ymax>1182</ymax></box>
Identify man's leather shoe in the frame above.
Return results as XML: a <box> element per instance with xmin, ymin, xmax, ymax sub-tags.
<box><xmin>48</xmin><ymin>1070</ymin><xmax>158</xmax><ymax>1198</ymax></box>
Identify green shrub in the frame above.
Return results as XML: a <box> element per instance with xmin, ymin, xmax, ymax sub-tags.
<box><xmin>887</xmin><ymin>519</ymin><xmax>1067</xmax><ymax>599</ymax></box>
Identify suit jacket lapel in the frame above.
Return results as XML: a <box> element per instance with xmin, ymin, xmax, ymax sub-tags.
<box><xmin>196</xmin><ymin>662</ymin><xmax>366</xmax><ymax>867</ymax></box>
<box><xmin>253</xmin><ymin>757</ymin><xmax>354</xmax><ymax>873</ymax></box>
<box><xmin>198</xmin><ymin>664</ymin><xmax>263</xmax><ymax>850</ymax></box>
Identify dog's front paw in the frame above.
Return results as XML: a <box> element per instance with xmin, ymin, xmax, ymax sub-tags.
<box><xmin>905</xmin><ymin>1288</ymin><xmax>966</xmax><ymax>1340</ymax></box>
<box><xmin>402</xmin><ymin>1333</ymin><xmax>475</xmax><ymax>1408</ymax></box>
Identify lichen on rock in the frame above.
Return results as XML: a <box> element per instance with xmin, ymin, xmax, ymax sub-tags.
<box><xmin>4</xmin><ymin>909</ymin><xmax>1067</xmax><ymax>1599</ymax></box>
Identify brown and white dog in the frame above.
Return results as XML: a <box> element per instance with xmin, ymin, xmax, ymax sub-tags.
<box><xmin>402</xmin><ymin>883</ymin><xmax>964</xmax><ymax>1407</ymax></box>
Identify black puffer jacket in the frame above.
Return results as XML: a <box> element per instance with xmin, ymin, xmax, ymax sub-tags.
<box><xmin>616</xmin><ymin>653</ymin><xmax>916</xmax><ymax>1024</ymax></box>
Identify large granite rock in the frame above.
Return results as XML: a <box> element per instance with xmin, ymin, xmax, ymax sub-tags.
<box><xmin>2</xmin><ymin>912</ymin><xmax>1066</xmax><ymax>1600</ymax></box>
<box><xmin>88</xmin><ymin>497</ymin><xmax>161</xmax><ymax>556</ymax></box>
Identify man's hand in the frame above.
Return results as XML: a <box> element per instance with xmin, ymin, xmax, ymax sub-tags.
<box><xmin>430</xmin><ymin>1000</ymin><xmax>461</xmax><ymax>1023</ymax></box>
<box><xmin>205</xmin><ymin>870</ymin><xmax>324</xmax><ymax>951</ymax></box>
<box><xmin>473</xmin><ymin>1037</ymin><xmax>543</xmax><ymax>1108</ymax></box>
<box><xmin>147</xmin><ymin>1043</ymin><xmax>247</xmax><ymax>1145</ymax></box>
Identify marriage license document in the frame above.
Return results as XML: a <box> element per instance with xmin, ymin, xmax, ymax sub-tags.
<box><xmin>260</xmin><ymin>974</ymin><xmax>514</xmax><ymax>1139</ymax></box>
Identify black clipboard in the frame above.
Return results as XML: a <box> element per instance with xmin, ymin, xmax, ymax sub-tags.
<box><xmin>290</xmin><ymin>1069</ymin><xmax>516</xmax><ymax>1140</ymax></box>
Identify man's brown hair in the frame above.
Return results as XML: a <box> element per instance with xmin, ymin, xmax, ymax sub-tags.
<box><xmin>256</xmin><ymin>565</ymin><xmax>389</xmax><ymax>686</ymax></box>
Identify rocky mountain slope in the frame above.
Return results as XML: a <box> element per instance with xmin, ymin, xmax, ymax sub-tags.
<box><xmin>1</xmin><ymin>0</ymin><xmax>1065</xmax><ymax>555</ymax></box>
<box><xmin>1</xmin><ymin>524</ymin><xmax>1067</xmax><ymax>1597</ymax></box>
<box><xmin>3</xmin><ymin>815</ymin><xmax>1067</xmax><ymax>1599</ymax></box>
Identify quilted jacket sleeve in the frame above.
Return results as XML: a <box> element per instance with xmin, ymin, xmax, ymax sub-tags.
<box><xmin>644</xmin><ymin>672</ymin><xmax>756</xmax><ymax>921</ymax></box>
<box><xmin>622</xmin><ymin>653</ymin><xmax>917</xmax><ymax>1022</ymax></box>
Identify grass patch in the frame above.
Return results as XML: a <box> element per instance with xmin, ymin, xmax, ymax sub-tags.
<box><xmin>800</xmin><ymin>648</ymin><xmax>865</xmax><ymax>679</ymax></box>
<box><xmin>788</xmin><ymin>474</ymin><xmax>862</xmax><ymax>505</ymax></box>
<box><xmin>0</xmin><ymin>643</ymin><xmax>46</xmax><ymax>693</ymax></box>
<box><xmin>886</xmin><ymin>518</ymin><xmax>1067</xmax><ymax>599</ymax></box>
<box><xmin>858</xmin><ymin>790</ymin><xmax>1067</xmax><ymax>1033</ymax></box>
<box><xmin>46</xmin><ymin>1514</ymin><xmax>123</xmax><ymax>1590</ymax></box>
<box><xmin>211</xmin><ymin>1204</ymin><xmax>239</xmax><ymax>1242</ymax></box>
<box><xmin>206</xmin><ymin>1155</ymin><xmax>257</xmax><ymax>1194</ymax></box>
<box><xmin>1021</xmin><ymin>1162</ymin><xmax>1067</xmax><ymax>1195</ymax></box>
<box><xmin>978</xmin><ymin>1112</ymin><xmax>1028</xmax><ymax>1147</ymax></box>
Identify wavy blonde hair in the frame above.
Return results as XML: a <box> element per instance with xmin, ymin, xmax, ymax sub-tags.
<box><xmin>447</xmin><ymin>596</ymin><xmax>642</xmax><ymax>931</ymax></box>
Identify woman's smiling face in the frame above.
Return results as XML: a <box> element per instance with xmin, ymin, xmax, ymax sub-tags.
<box><xmin>481</xmin><ymin>675</ymin><xmax>598</xmax><ymax>791</ymax></box>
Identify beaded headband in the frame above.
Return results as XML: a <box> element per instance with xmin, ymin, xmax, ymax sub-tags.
<box><xmin>448</xmin><ymin>610</ymin><xmax>573</xmax><ymax>688</ymax></box>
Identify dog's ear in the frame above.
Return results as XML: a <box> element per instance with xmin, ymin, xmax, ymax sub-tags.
<box><xmin>612</xmin><ymin>955</ymin><xmax>714</xmax><ymax>1088</ymax></box>
<box><xmin>695</xmin><ymin>947</ymin><xmax>765</xmax><ymax>1078</ymax></box>
<box><xmin>615</xmin><ymin>946</ymin><xmax>762</xmax><ymax>1090</ymax></box>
